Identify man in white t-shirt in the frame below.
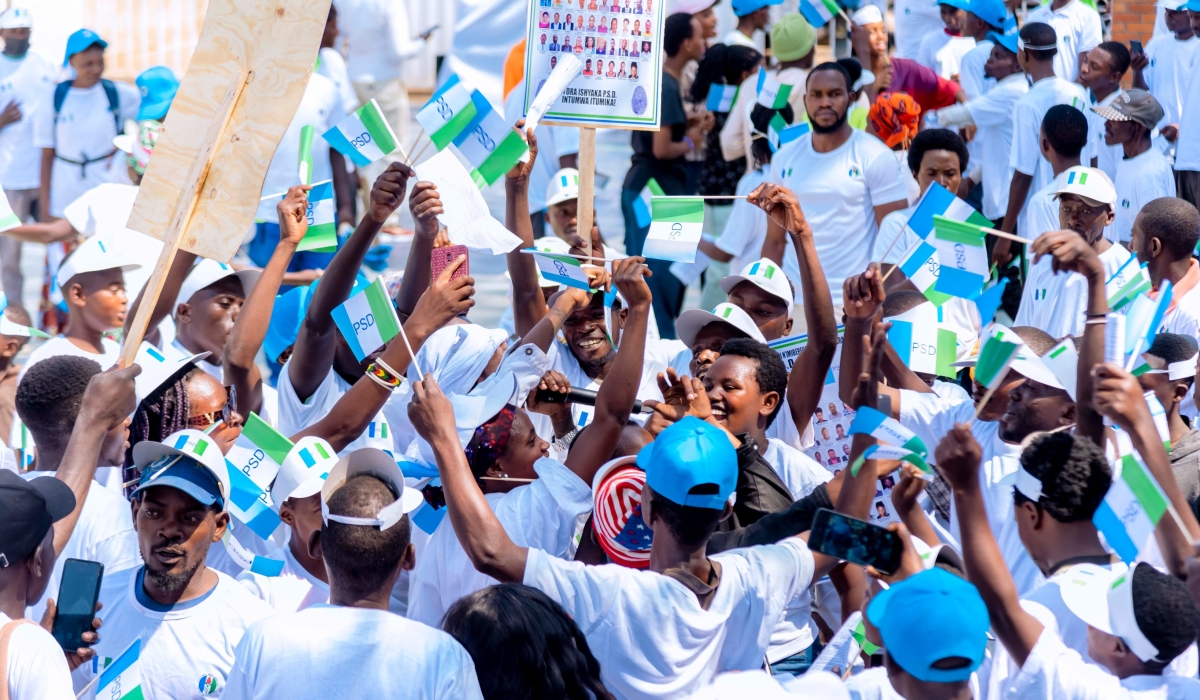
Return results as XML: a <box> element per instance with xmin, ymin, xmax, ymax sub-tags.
<box><xmin>0</xmin><ymin>470</ymin><xmax>84</xmax><ymax>700</ymax></box>
<box><xmin>1026</xmin><ymin>0</ymin><xmax>1103</xmax><ymax>82</ymax></box>
<box><xmin>1017</xmin><ymin>166</ymin><xmax>1131</xmax><ymax>339</ymax></box>
<box><xmin>956</xmin><ymin>0</ymin><xmax>1008</xmax><ymax>99</ymax></box>
<box><xmin>20</xmin><ymin>233</ymin><xmax>138</xmax><ymax>380</ymax></box>
<box><xmin>225</xmin><ymin>451</ymin><xmax>482</xmax><ymax>699</ymax></box>
<box><xmin>998</xmin><ymin>22</ymin><xmax>1090</xmax><ymax>262</ymax></box>
<box><xmin>1132</xmin><ymin>0</ymin><xmax>1198</xmax><ymax>150</ymax></box>
<box><xmin>1130</xmin><ymin>197</ymin><xmax>1200</xmax><ymax>339</ymax></box>
<box><xmin>406</xmin><ymin>380</ymin><xmax>881</xmax><ymax>697</ymax></box>
<box><xmin>766</xmin><ymin>62</ymin><xmax>909</xmax><ymax>310</ymax></box>
<box><xmin>83</xmin><ymin>431</ymin><xmax>273</xmax><ymax>700</ymax></box>
<box><xmin>160</xmin><ymin>259</ymin><xmax>260</xmax><ymax>381</ymax></box>
<box><xmin>894</xmin><ymin>0</ymin><xmax>946</xmax><ymax>59</ymax></box>
<box><xmin>1094</xmin><ymin>89</ymin><xmax>1177</xmax><ymax>244</ymax></box>
<box><xmin>1078</xmin><ymin>42</ymin><xmax>1130</xmax><ymax>183</ymax></box>
<box><xmin>915</xmin><ymin>0</ymin><xmax>976</xmax><ymax>79</ymax></box>
<box><xmin>16</xmin><ymin>356</ymin><xmax>140</xmax><ymax>621</ymax></box>
<box><xmin>33</xmin><ymin>29</ymin><xmax>139</xmax><ymax>219</ymax></box>
<box><xmin>0</xmin><ymin>8</ymin><xmax>54</xmax><ymax>307</ymax></box>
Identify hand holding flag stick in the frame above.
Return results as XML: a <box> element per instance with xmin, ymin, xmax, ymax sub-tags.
<box><xmin>746</xmin><ymin>182</ymin><xmax>811</xmax><ymax>235</ymax></box>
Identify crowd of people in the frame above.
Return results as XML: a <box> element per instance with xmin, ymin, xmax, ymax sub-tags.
<box><xmin>5</xmin><ymin>0</ymin><xmax>1200</xmax><ymax>697</ymax></box>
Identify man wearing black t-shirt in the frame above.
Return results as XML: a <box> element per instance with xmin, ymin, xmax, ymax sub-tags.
<box><xmin>620</xmin><ymin>11</ymin><xmax>711</xmax><ymax>338</ymax></box>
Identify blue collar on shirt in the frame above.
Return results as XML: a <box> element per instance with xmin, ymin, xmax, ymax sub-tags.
<box><xmin>135</xmin><ymin>567</ymin><xmax>216</xmax><ymax>612</ymax></box>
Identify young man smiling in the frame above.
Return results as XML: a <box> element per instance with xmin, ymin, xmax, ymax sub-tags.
<box><xmin>86</xmin><ymin>430</ymin><xmax>272</xmax><ymax>700</ymax></box>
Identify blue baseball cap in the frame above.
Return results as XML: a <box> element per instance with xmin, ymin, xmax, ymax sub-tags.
<box><xmin>264</xmin><ymin>284</ymin><xmax>313</xmax><ymax>363</ymax></box>
<box><xmin>1188</xmin><ymin>0</ymin><xmax>1200</xmax><ymax>11</ymax></box>
<box><xmin>867</xmin><ymin>568</ymin><xmax>990</xmax><ymax>682</ymax></box>
<box><xmin>967</xmin><ymin>0</ymin><xmax>1009</xmax><ymax>28</ymax></box>
<box><xmin>731</xmin><ymin>0</ymin><xmax>783</xmax><ymax>15</ymax></box>
<box><xmin>63</xmin><ymin>28</ymin><xmax>106</xmax><ymax>66</ymax></box>
<box><xmin>637</xmin><ymin>416</ymin><xmax>736</xmax><ymax>510</ymax></box>
<box><xmin>131</xmin><ymin>430</ymin><xmax>231</xmax><ymax>508</ymax></box>
<box><xmin>986</xmin><ymin>15</ymin><xmax>1019</xmax><ymax>54</ymax></box>
<box><xmin>136</xmin><ymin>66</ymin><xmax>179</xmax><ymax>121</ymax></box>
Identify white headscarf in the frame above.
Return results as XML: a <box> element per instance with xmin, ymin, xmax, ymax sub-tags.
<box><xmin>407</xmin><ymin>323</ymin><xmax>510</xmax><ymax>394</ymax></box>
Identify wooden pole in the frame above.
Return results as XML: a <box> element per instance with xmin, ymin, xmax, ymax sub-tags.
<box><xmin>577</xmin><ymin>127</ymin><xmax>597</xmax><ymax>259</ymax></box>
<box><xmin>120</xmin><ymin>72</ymin><xmax>247</xmax><ymax>366</ymax></box>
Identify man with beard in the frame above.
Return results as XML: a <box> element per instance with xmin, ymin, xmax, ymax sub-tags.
<box><xmin>763</xmin><ymin>62</ymin><xmax>909</xmax><ymax>318</ymax></box>
<box><xmin>86</xmin><ymin>430</ymin><xmax>271</xmax><ymax>700</ymax></box>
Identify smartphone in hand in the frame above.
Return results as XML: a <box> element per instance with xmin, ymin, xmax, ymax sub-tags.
<box><xmin>431</xmin><ymin>244</ymin><xmax>469</xmax><ymax>282</ymax></box>
<box><xmin>1131</xmin><ymin>40</ymin><xmax>1143</xmax><ymax>55</ymax></box>
<box><xmin>50</xmin><ymin>559</ymin><xmax>104</xmax><ymax>651</ymax></box>
<box><xmin>808</xmin><ymin>509</ymin><xmax>904</xmax><ymax>575</ymax></box>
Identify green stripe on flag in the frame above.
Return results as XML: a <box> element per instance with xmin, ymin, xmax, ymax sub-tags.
<box><xmin>474</xmin><ymin>129</ymin><xmax>529</xmax><ymax>187</ymax></box>
<box><xmin>966</xmin><ymin>210</ymin><xmax>993</xmax><ymax>228</ymax></box>
<box><xmin>651</xmin><ymin>197</ymin><xmax>705</xmax><ymax>224</ymax></box>
<box><xmin>932</xmin><ymin>215</ymin><xmax>986</xmax><ymax>246</ymax></box>
<box><xmin>820</xmin><ymin>0</ymin><xmax>841</xmax><ymax>13</ymax></box>
<box><xmin>975</xmin><ymin>335</ymin><xmax>1019</xmax><ymax>389</ymax></box>
<box><xmin>365</xmin><ymin>278</ymin><xmax>401</xmax><ymax>342</ymax></box>
<box><xmin>852</xmin><ymin>620</ymin><xmax>880</xmax><ymax>655</ymax></box>
<box><xmin>433</xmin><ymin>101</ymin><xmax>479</xmax><ymax>150</ymax></box>
<box><xmin>936</xmin><ymin>327</ymin><xmax>957</xmax><ymax>380</ymax></box>
<box><xmin>358</xmin><ymin>101</ymin><xmax>398</xmax><ymax>155</ymax></box>
<box><xmin>1121</xmin><ymin>454</ymin><xmax>1169</xmax><ymax>523</ymax></box>
<box><xmin>298</xmin><ymin>125</ymin><xmax>314</xmax><ymax>185</ymax></box>
<box><xmin>243</xmin><ymin>413</ymin><xmax>294</xmax><ymax>466</ymax></box>
<box><xmin>646</xmin><ymin>178</ymin><xmax>665</xmax><ymax>197</ymax></box>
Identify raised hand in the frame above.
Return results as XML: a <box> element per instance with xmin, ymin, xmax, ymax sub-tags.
<box><xmin>747</xmin><ymin>182</ymin><xmax>810</xmax><ymax>234</ymax></box>
<box><xmin>0</xmin><ymin>100</ymin><xmax>22</xmax><ymax>128</ymax></box>
<box><xmin>891</xmin><ymin>463</ymin><xmax>927</xmax><ymax>516</ymax></box>
<box><xmin>863</xmin><ymin>522</ymin><xmax>926</xmax><ymax>584</ymax></box>
<box><xmin>40</xmin><ymin>599</ymin><xmax>101</xmax><ymax>671</ymax></box>
<box><xmin>653</xmin><ymin>368</ymin><xmax>712</xmax><ymax>423</ymax></box>
<box><xmin>367</xmin><ymin>162</ymin><xmax>416</xmax><ymax>224</ymax></box>
<box><xmin>1092</xmin><ymin>362</ymin><xmax>1152</xmax><ymax>432</ymax></box>
<box><xmin>407</xmin><ymin>374</ymin><xmax>458</xmax><ymax>445</ymax></box>
<box><xmin>933</xmin><ymin>423</ymin><xmax>983</xmax><ymax>492</ymax></box>
<box><xmin>277</xmin><ymin>185</ymin><xmax>311</xmax><ymax>246</ymax></box>
<box><xmin>83</xmin><ymin>363</ymin><xmax>141</xmax><ymax>431</ymax></box>
<box><xmin>849</xmin><ymin>311</ymin><xmax>887</xmax><ymax>411</ymax></box>
<box><xmin>547</xmin><ymin>285</ymin><xmax>592</xmax><ymax>316</ymax></box>
<box><xmin>409</xmin><ymin>181</ymin><xmax>443</xmax><ymax>241</ymax></box>
<box><xmin>611</xmin><ymin>256</ymin><xmax>652</xmax><ymax>309</ymax></box>
<box><xmin>1030</xmin><ymin>230</ymin><xmax>1104</xmax><ymax>279</ymax></box>
<box><xmin>506</xmin><ymin>121</ymin><xmax>539</xmax><ymax>182</ymax></box>
<box><xmin>409</xmin><ymin>255</ymin><xmax>475</xmax><ymax>327</ymax></box>
<box><xmin>843</xmin><ymin>264</ymin><xmax>886</xmax><ymax>320</ymax></box>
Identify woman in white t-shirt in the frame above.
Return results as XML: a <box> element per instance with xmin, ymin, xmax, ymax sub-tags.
<box><xmin>33</xmin><ymin>30</ymin><xmax>139</xmax><ymax>218</ymax></box>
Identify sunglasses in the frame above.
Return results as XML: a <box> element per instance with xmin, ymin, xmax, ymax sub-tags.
<box><xmin>188</xmin><ymin>385</ymin><xmax>237</xmax><ymax>430</ymax></box>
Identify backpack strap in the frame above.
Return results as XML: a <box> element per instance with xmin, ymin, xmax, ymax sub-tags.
<box><xmin>0</xmin><ymin>618</ymin><xmax>37</xmax><ymax>700</ymax></box>
<box><xmin>52</xmin><ymin>81</ymin><xmax>70</xmax><ymax>116</ymax></box>
<box><xmin>100</xmin><ymin>79</ymin><xmax>120</xmax><ymax>133</ymax></box>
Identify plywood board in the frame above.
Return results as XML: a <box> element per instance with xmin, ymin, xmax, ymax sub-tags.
<box><xmin>126</xmin><ymin>0</ymin><xmax>331</xmax><ymax>262</ymax></box>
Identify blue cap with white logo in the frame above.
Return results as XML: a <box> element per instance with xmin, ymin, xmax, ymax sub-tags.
<box><xmin>63</xmin><ymin>28</ymin><xmax>107</xmax><ymax>66</ymax></box>
<box><xmin>867</xmin><ymin>568</ymin><xmax>990</xmax><ymax>682</ymax></box>
<box><xmin>986</xmin><ymin>15</ymin><xmax>1019</xmax><ymax>54</ymax></box>
<box><xmin>136</xmin><ymin>66</ymin><xmax>179</xmax><ymax>121</ymax></box>
<box><xmin>731</xmin><ymin>0</ymin><xmax>783</xmax><ymax>15</ymax></box>
<box><xmin>637</xmin><ymin>416</ymin><xmax>736</xmax><ymax>510</ymax></box>
<box><xmin>132</xmin><ymin>430</ymin><xmax>231</xmax><ymax>508</ymax></box>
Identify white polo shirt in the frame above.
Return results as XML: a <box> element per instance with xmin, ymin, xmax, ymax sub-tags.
<box><xmin>894</xmin><ymin>0</ymin><xmax>946</xmax><ymax>59</ymax></box>
<box><xmin>1017</xmin><ymin>240</ymin><xmax>1131</xmax><ymax>338</ymax></box>
<box><xmin>1113</xmin><ymin>146</ymin><xmax>1177</xmax><ymax>243</ymax></box>
<box><xmin>917</xmin><ymin>31</ymin><xmax>976</xmax><ymax>80</ymax></box>
<box><xmin>770</xmin><ymin>129</ymin><xmax>909</xmax><ymax>308</ymax></box>
<box><xmin>1026</xmin><ymin>0</ymin><xmax>1104</xmax><ymax>83</ymax></box>
<box><xmin>967</xmin><ymin>73</ymin><xmax>1029</xmax><ymax>221</ymax></box>
<box><xmin>1010</xmin><ymin>76</ymin><xmax>1090</xmax><ymax>231</ymax></box>
<box><xmin>1144</xmin><ymin>35</ymin><xmax>1200</xmax><ymax>128</ymax></box>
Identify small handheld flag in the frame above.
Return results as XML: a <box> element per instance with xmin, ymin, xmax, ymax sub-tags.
<box><xmin>322</xmin><ymin>99</ymin><xmax>400</xmax><ymax>168</ymax></box>
<box><xmin>756</xmin><ymin>67</ymin><xmax>794</xmax><ymax>109</ymax></box>
<box><xmin>97</xmin><ymin>638</ymin><xmax>143</xmax><ymax>700</ymax></box>
<box><xmin>896</xmin><ymin>240</ymin><xmax>951</xmax><ymax>306</ymax></box>
<box><xmin>849</xmin><ymin>443</ymin><xmax>931</xmax><ymax>476</ymax></box>
<box><xmin>1106</xmin><ymin>253</ymin><xmax>1151</xmax><ymax>311</ymax></box>
<box><xmin>775</xmin><ymin>121</ymin><xmax>810</xmax><ymax>151</ymax></box>
<box><xmin>848</xmin><ymin>406</ymin><xmax>928</xmax><ymax>456</ymax></box>
<box><xmin>931</xmin><ymin>216</ymin><xmax>990</xmax><ymax>300</ymax></box>
<box><xmin>904</xmin><ymin>182</ymin><xmax>991</xmax><ymax>241</ymax></box>
<box><xmin>1122</xmin><ymin>282</ymin><xmax>1173</xmax><ymax>370</ymax></box>
<box><xmin>225</xmin><ymin>412</ymin><xmax>295</xmax><ymax>492</ymax></box>
<box><xmin>226</xmin><ymin>463</ymin><xmax>282</xmax><ymax>540</ymax></box>
<box><xmin>298</xmin><ymin>125</ymin><xmax>314</xmax><ymax>185</ymax></box>
<box><xmin>705</xmin><ymin>83</ymin><xmax>738</xmax><ymax>113</ymax></box>
<box><xmin>644</xmin><ymin>196</ymin><xmax>705</xmax><ymax>263</ymax></box>
<box><xmin>973</xmin><ymin>331</ymin><xmax>1020</xmax><ymax>391</ymax></box>
<box><xmin>972</xmin><ymin>278</ymin><xmax>1008</xmax><ymax>326</ymax></box>
<box><xmin>1093</xmin><ymin>431</ymin><xmax>1171</xmax><ymax>563</ymax></box>
<box><xmin>884</xmin><ymin>302</ymin><xmax>957</xmax><ymax>378</ymax></box>
<box><xmin>632</xmin><ymin>178</ymin><xmax>664</xmax><ymax>229</ymax></box>
<box><xmin>416</xmin><ymin>74</ymin><xmax>481</xmax><ymax>151</ymax></box>
<box><xmin>331</xmin><ymin>277</ymin><xmax>403</xmax><ymax>362</ymax></box>
<box><xmin>767</xmin><ymin>112</ymin><xmax>788</xmax><ymax>152</ymax></box>
<box><xmin>525</xmin><ymin>249</ymin><xmax>596</xmax><ymax>290</ymax></box>
<box><xmin>299</xmin><ymin>180</ymin><xmax>337</xmax><ymax>253</ymax></box>
<box><xmin>800</xmin><ymin>0</ymin><xmax>844</xmax><ymax>27</ymax></box>
<box><xmin>454</xmin><ymin>104</ymin><xmax>530</xmax><ymax>188</ymax></box>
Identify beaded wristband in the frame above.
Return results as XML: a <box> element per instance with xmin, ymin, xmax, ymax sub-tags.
<box><xmin>375</xmin><ymin>357</ymin><xmax>404</xmax><ymax>382</ymax></box>
<box><xmin>366</xmin><ymin>362</ymin><xmax>401</xmax><ymax>389</ymax></box>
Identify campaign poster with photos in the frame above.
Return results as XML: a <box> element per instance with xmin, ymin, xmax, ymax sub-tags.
<box><xmin>526</xmin><ymin>0</ymin><xmax>665</xmax><ymax>129</ymax></box>
<box><xmin>769</xmin><ymin>328</ymin><xmax>899</xmax><ymax>525</ymax></box>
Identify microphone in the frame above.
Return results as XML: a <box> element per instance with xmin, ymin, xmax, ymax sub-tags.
<box><xmin>533</xmin><ymin>386</ymin><xmax>652</xmax><ymax>413</ymax></box>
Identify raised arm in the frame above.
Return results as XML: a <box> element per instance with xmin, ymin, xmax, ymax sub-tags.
<box><xmin>122</xmin><ymin>250</ymin><xmax>197</xmax><ymax>347</ymax></box>
<box><xmin>760</xmin><ymin>215</ymin><xmax>787</xmax><ymax>267</ymax></box>
<box><xmin>564</xmin><ymin>257</ymin><xmax>652</xmax><ymax>485</ymax></box>
<box><xmin>938</xmin><ymin>423</ymin><xmax>1045</xmax><ymax>666</ymax></box>
<box><xmin>292</xmin><ymin>257</ymin><xmax>475</xmax><ymax>451</ymax></box>
<box><xmin>840</xmin><ymin>267</ymin><xmax>902</xmax><ymax>416</ymax></box>
<box><xmin>288</xmin><ymin>162</ymin><xmax>414</xmax><ymax>402</ymax></box>
<box><xmin>224</xmin><ymin>186</ymin><xmax>308</xmax><ymax>417</ymax></box>
<box><xmin>53</xmin><ymin>364</ymin><xmax>140</xmax><ymax>555</ymax></box>
<box><xmin>395</xmin><ymin>180</ymin><xmax>442</xmax><ymax>321</ymax></box>
<box><xmin>748</xmin><ymin>183</ymin><xmax>838</xmax><ymax>432</ymax></box>
<box><xmin>408</xmin><ymin>374</ymin><xmax>529</xmax><ymax>583</ymax></box>
<box><xmin>506</xmin><ymin>126</ymin><xmax>548</xmax><ymax>338</ymax></box>
<box><xmin>4</xmin><ymin>218</ymin><xmax>75</xmax><ymax>244</ymax></box>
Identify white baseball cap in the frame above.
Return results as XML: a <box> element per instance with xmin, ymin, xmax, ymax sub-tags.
<box><xmin>131</xmin><ymin>429</ymin><xmax>231</xmax><ymax>508</ymax></box>
<box><xmin>0</xmin><ymin>8</ymin><xmax>32</xmax><ymax>29</ymax></box>
<box><xmin>272</xmin><ymin>436</ymin><xmax>337</xmax><ymax>507</ymax></box>
<box><xmin>320</xmin><ymin>448</ymin><xmax>424</xmax><ymax>531</ymax></box>
<box><xmin>676</xmin><ymin>302</ymin><xmax>768</xmax><ymax>347</ymax></box>
<box><xmin>720</xmin><ymin>258</ymin><xmax>794</xmax><ymax>315</ymax></box>
<box><xmin>133</xmin><ymin>341</ymin><xmax>211</xmax><ymax>405</ymax></box>
<box><xmin>952</xmin><ymin>324</ymin><xmax>1068</xmax><ymax>393</ymax></box>
<box><xmin>851</xmin><ymin>4</ymin><xmax>884</xmax><ymax>24</ymax></box>
<box><xmin>668</xmin><ymin>0</ymin><xmax>719</xmax><ymax>13</ymax></box>
<box><xmin>1061</xmin><ymin>564</ymin><xmax>1161</xmax><ymax>662</ymax></box>
<box><xmin>545</xmin><ymin>168</ymin><xmax>580</xmax><ymax>208</ymax></box>
<box><xmin>1053</xmin><ymin>166</ymin><xmax>1117</xmax><ymax>208</ymax></box>
<box><xmin>1158</xmin><ymin>0</ymin><xmax>1188</xmax><ymax>10</ymax></box>
<box><xmin>175</xmin><ymin>258</ymin><xmax>260</xmax><ymax>315</ymax></box>
<box><xmin>56</xmin><ymin>234</ymin><xmax>141</xmax><ymax>290</ymax></box>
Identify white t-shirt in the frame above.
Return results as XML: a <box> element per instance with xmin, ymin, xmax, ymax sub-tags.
<box><xmin>845</xmin><ymin>667</ymin><xmax>907</xmax><ymax>700</ymax></box>
<box><xmin>19</xmin><ymin>336</ymin><xmax>121</xmax><ymax>383</ymax></box>
<box><xmin>32</xmin><ymin>80</ymin><xmax>140</xmax><ymax>217</ymax></box>
<box><xmin>959</xmin><ymin>40</ymin><xmax>995</xmax><ymax>100</ymax></box>
<box><xmin>82</xmin><ymin>567</ymin><xmax>273</xmax><ymax>700</ymax></box>
<box><xmin>236</xmin><ymin>544</ymin><xmax>330</xmax><ymax>613</ymax></box>
<box><xmin>893</xmin><ymin>0</ymin><xmax>945</xmax><ymax>59</ymax></box>
<box><xmin>523</xmin><ymin>538</ymin><xmax>816</xmax><ymax>699</ymax></box>
<box><xmin>966</xmin><ymin>72</ymin><xmax>1029</xmax><ymax>221</ymax></box>
<box><xmin>254</xmin><ymin>73</ymin><xmax>344</xmax><ymax>222</ymax></box>
<box><xmin>0</xmin><ymin>51</ymin><xmax>55</xmax><ymax>190</ymax></box>
<box><xmin>546</xmin><ymin>339</ymin><xmax>666</xmax><ymax>427</ymax></box>
<box><xmin>770</xmin><ymin>130</ymin><xmax>909</xmax><ymax>308</ymax></box>
<box><xmin>61</xmin><ymin>183</ymin><xmax>163</xmax><ymax>303</ymax></box>
<box><xmin>333</xmin><ymin>0</ymin><xmax>427</xmax><ymax>84</ymax></box>
<box><xmin>722</xmin><ymin>29</ymin><xmax>759</xmax><ymax>49</ymax></box>
<box><xmin>1159</xmin><ymin>277</ymin><xmax>1200</xmax><ymax>340</ymax></box>
<box><xmin>918</xmin><ymin>31</ymin><xmax>976</xmax><ymax>79</ymax></box>
<box><xmin>408</xmin><ymin>457</ymin><xmax>593</xmax><ymax>627</ymax></box>
<box><xmin>0</xmin><ymin>612</ymin><xmax>74</xmax><ymax>700</ymax></box>
<box><xmin>1004</xmin><ymin>628</ymin><xmax>1200</xmax><ymax>699</ymax></box>
<box><xmin>222</xmin><ymin>604</ymin><xmax>482</xmax><ymax>700</ymax></box>
<box><xmin>1113</xmin><ymin>147</ymin><xmax>1177</xmax><ymax>243</ymax></box>
<box><xmin>316</xmin><ymin>47</ymin><xmax>359</xmax><ymax>115</ymax></box>
<box><xmin>1011</xmin><ymin>76</ymin><xmax>1090</xmax><ymax>231</ymax></box>
<box><xmin>1016</xmin><ymin>241</ymin><xmax>1131</xmax><ymax>338</ymax></box>
<box><xmin>21</xmin><ymin>472</ymin><xmax>140</xmax><ymax>621</ymax></box>
<box><xmin>1087</xmin><ymin>89</ymin><xmax>1124</xmax><ymax>183</ymax></box>
<box><xmin>1144</xmin><ymin>35</ymin><xmax>1200</xmax><ymax>128</ymax></box>
<box><xmin>763</xmin><ymin>437</ymin><xmax>832</xmax><ymax>502</ymax></box>
<box><xmin>277</xmin><ymin>361</ymin><xmax>396</xmax><ymax>455</ymax></box>
<box><xmin>1026</xmin><ymin>0</ymin><xmax>1104</xmax><ymax>83</ymax></box>
<box><xmin>899</xmin><ymin>390</ymin><xmax>1044</xmax><ymax>595</ymax></box>
<box><xmin>1175</xmin><ymin>63</ymin><xmax>1200</xmax><ymax>170</ymax></box>
<box><xmin>714</xmin><ymin>167</ymin><xmax>770</xmax><ymax>277</ymax></box>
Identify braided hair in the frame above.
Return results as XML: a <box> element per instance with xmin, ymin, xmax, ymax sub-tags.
<box><xmin>124</xmin><ymin>368</ymin><xmax>194</xmax><ymax>491</ymax></box>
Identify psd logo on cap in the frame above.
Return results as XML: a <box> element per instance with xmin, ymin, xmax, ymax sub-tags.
<box><xmin>198</xmin><ymin>674</ymin><xmax>218</xmax><ymax>695</ymax></box>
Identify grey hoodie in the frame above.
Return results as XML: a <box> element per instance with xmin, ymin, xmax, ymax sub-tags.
<box><xmin>1170</xmin><ymin>427</ymin><xmax>1200</xmax><ymax>519</ymax></box>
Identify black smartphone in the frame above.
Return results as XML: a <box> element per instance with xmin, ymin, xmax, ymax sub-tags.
<box><xmin>50</xmin><ymin>559</ymin><xmax>103</xmax><ymax>651</ymax></box>
<box><xmin>808</xmin><ymin>509</ymin><xmax>904</xmax><ymax>575</ymax></box>
<box><xmin>1131</xmin><ymin>40</ymin><xmax>1143</xmax><ymax>55</ymax></box>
